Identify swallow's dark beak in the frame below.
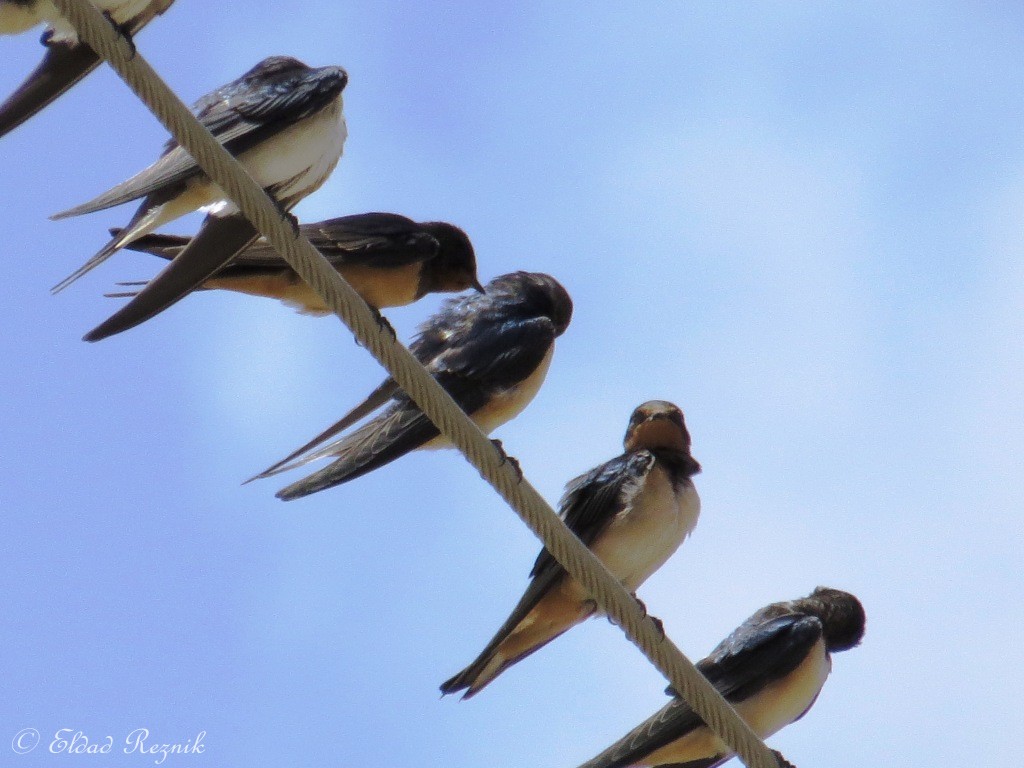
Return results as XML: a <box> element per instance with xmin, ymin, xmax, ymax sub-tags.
<box><xmin>471</xmin><ymin>277</ymin><xmax>486</xmax><ymax>294</ymax></box>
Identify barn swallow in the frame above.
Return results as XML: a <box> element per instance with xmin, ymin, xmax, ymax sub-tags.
<box><xmin>0</xmin><ymin>0</ymin><xmax>175</xmax><ymax>140</ymax></box>
<box><xmin>105</xmin><ymin>213</ymin><xmax>484</xmax><ymax>314</ymax></box>
<box><xmin>575</xmin><ymin>587</ymin><xmax>866</xmax><ymax>768</ymax></box>
<box><xmin>49</xmin><ymin>55</ymin><xmax>348</xmax><ymax>340</ymax></box>
<box><xmin>440</xmin><ymin>401</ymin><xmax>702</xmax><ymax>699</ymax></box>
<box><xmin>247</xmin><ymin>271</ymin><xmax>573</xmax><ymax>499</ymax></box>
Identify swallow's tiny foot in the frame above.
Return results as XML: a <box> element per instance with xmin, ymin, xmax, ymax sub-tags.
<box><xmin>490</xmin><ymin>439</ymin><xmax>523</xmax><ymax>482</ymax></box>
<box><xmin>272</xmin><ymin>199</ymin><xmax>301</xmax><ymax>236</ymax></box>
<box><xmin>370</xmin><ymin>307</ymin><xmax>397</xmax><ymax>340</ymax></box>
<box><xmin>771</xmin><ymin>750</ymin><xmax>796</xmax><ymax>768</ymax></box>
<box><xmin>630</xmin><ymin>593</ymin><xmax>665</xmax><ymax>637</ymax></box>
<box><xmin>102</xmin><ymin>11</ymin><xmax>137</xmax><ymax>58</ymax></box>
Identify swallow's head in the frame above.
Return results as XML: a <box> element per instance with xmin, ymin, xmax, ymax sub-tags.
<box><xmin>482</xmin><ymin>272</ymin><xmax>573</xmax><ymax>336</ymax></box>
<box><xmin>303</xmin><ymin>63</ymin><xmax>348</xmax><ymax>104</ymax></box>
<box><xmin>316</xmin><ymin>64</ymin><xmax>349</xmax><ymax>96</ymax></box>
<box><xmin>793</xmin><ymin>587</ymin><xmax>866</xmax><ymax>653</ymax></box>
<box><xmin>246</xmin><ymin>56</ymin><xmax>306</xmax><ymax>76</ymax></box>
<box><xmin>201</xmin><ymin>58</ymin><xmax>348</xmax><ymax>117</ymax></box>
<box><xmin>234</xmin><ymin>56</ymin><xmax>333</xmax><ymax>89</ymax></box>
<box><xmin>624</xmin><ymin>400</ymin><xmax>691</xmax><ymax>453</ymax></box>
<box><xmin>421</xmin><ymin>222</ymin><xmax>484</xmax><ymax>294</ymax></box>
<box><xmin>531</xmin><ymin>273</ymin><xmax>573</xmax><ymax>336</ymax></box>
<box><xmin>252</xmin><ymin>56</ymin><xmax>348</xmax><ymax>91</ymax></box>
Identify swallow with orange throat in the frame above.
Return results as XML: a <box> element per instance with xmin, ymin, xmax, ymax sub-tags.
<box><xmin>441</xmin><ymin>400</ymin><xmax>702</xmax><ymax>698</ymax></box>
<box><xmin>107</xmin><ymin>212</ymin><xmax>483</xmax><ymax>314</ymax></box>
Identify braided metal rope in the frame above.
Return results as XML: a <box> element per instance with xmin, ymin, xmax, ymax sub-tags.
<box><xmin>49</xmin><ymin>2</ymin><xmax>785</xmax><ymax>766</ymax></box>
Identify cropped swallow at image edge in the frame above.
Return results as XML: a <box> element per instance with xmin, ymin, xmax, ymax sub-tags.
<box><xmin>109</xmin><ymin>212</ymin><xmax>484</xmax><ymax>314</ymax></box>
<box><xmin>49</xmin><ymin>55</ymin><xmax>348</xmax><ymax>341</ymax></box>
<box><xmin>576</xmin><ymin>587</ymin><xmax>866</xmax><ymax>768</ymax></box>
<box><xmin>248</xmin><ymin>271</ymin><xmax>573</xmax><ymax>499</ymax></box>
<box><xmin>441</xmin><ymin>401</ymin><xmax>701</xmax><ymax>698</ymax></box>
<box><xmin>0</xmin><ymin>0</ymin><xmax>176</xmax><ymax>140</ymax></box>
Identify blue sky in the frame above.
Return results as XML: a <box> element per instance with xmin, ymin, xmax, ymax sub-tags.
<box><xmin>3</xmin><ymin>2</ymin><xmax>1023</xmax><ymax>766</ymax></box>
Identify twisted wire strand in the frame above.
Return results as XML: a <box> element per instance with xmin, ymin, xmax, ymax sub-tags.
<box><xmin>49</xmin><ymin>2</ymin><xmax>784</xmax><ymax>766</ymax></box>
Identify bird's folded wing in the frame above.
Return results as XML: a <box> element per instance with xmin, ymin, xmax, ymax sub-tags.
<box><xmin>577</xmin><ymin>615</ymin><xmax>823</xmax><ymax>768</ymax></box>
<box><xmin>119</xmin><ymin>214</ymin><xmax>438</xmax><ymax>270</ymax></box>
<box><xmin>426</xmin><ymin>314</ymin><xmax>558</xmax><ymax>386</ymax></box>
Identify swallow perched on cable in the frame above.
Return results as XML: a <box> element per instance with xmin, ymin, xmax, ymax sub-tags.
<box><xmin>105</xmin><ymin>213</ymin><xmax>484</xmax><ymax>314</ymax></box>
<box><xmin>575</xmin><ymin>587</ymin><xmax>866</xmax><ymax>768</ymax></box>
<box><xmin>440</xmin><ymin>400</ymin><xmax>702</xmax><ymax>699</ymax></box>
<box><xmin>0</xmin><ymin>0</ymin><xmax>175</xmax><ymax>140</ymax></box>
<box><xmin>49</xmin><ymin>55</ymin><xmax>348</xmax><ymax>341</ymax></box>
<box><xmin>248</xmin><ymin>271</ymin><xmax>572</xmax><ymax>500</ymax></box>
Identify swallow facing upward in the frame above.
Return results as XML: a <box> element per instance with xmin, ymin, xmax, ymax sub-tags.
<box><xmin>49</xmin><ymin>55</ymin><xmax>348</xmax><ymax>341</ymax></box>
<box><xmin>441</xmin><ymin>400</ymin><xmax>702</xmax><ymax>699</ymax></box>
<box><xmin>576</xmin><ymin>587</ymin><xmax>866</xmax><ymax>768</ymax></box>
<box><xmin>106</xmin><ymin>213</ymin><xmax>484</xmax><ymax>314</ymax></box>
<box><xmin>249</xmin><ymin>271</ymin><xmax>573</xmax><ymax>499</ymax></box>
<box><xmin>0</xmin><ymin>0</ymin><xmax>175</xmax><ymax>140</ymax></box>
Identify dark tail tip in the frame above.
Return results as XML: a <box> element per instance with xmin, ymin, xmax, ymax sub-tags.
<box><xmin>439</xmin><ymin>671</ymin><xmax>473</xmax><ymax>699</ymax></box>
<box><xmin>275</xmin><ymin>484</ymin><xmax>303</xmax><ymax>501</ymax></box>
<box><xmin>0</xmin><ymin>42</ymin><xmax>100</xmax><ymax>142</ymax></box>
<box><xmin>82</xmin><ymin>319</ymin><xmax>120</xmax><ymax>342</ymax></box>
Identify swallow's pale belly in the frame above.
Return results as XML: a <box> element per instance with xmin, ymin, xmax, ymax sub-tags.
<box><xmin>588</xmin><ymin>467</ymin><xmax>699</xmax><ymax>592</ymax></box>
<box><xmin>222</xmin><ymin>95</ymin><xmax>347</xmax><ymax>210</ymax></box>
<box><xmin>203</xmin><ymin>261</ymin><xmax>422</xmax><ymax>314</ymax></box>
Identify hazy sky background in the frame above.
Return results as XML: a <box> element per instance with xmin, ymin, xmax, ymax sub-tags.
<box><xmin>3</xmin><ymin>2</ymin><xmax>1023</xmax><ymax>766</ymax></box>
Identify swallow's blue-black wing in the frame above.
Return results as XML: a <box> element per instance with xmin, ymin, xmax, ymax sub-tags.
<box><xmin>114</xmin><ymin>213</ymin><xmax>439</xmax><ymax>272</ymax></box>
<box><xmin>267</xmin><ymin>311</ymin><xmax>559</xmax><ymax>498</ymax></box>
